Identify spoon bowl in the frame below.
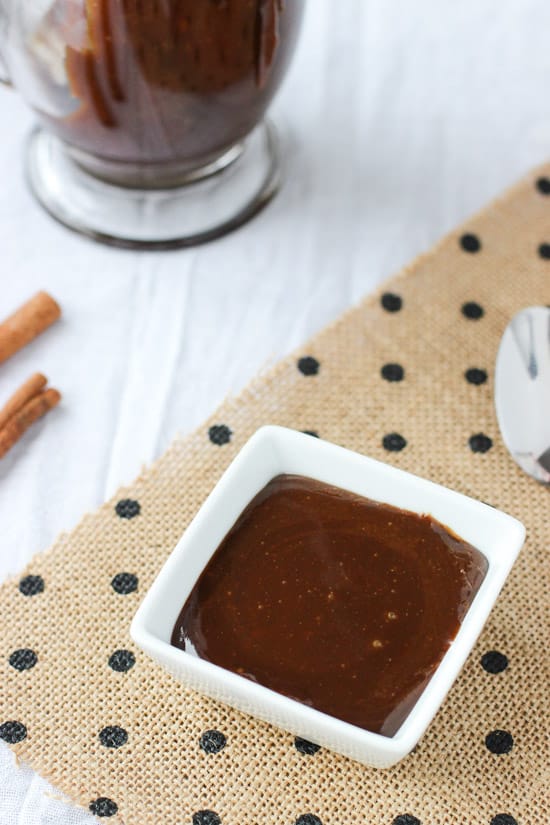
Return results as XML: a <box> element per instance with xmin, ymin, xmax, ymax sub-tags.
<box><xmin>495</xmin><ymin>306</ymin><xmax>550</xmax><ymax>484</ymax></box>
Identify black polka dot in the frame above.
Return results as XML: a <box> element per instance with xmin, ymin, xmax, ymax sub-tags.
<box><xmin>108</xmin><ymin>649</ymin><xmax>136</xmax><ymax>672</ymax></box>
<box><xmin>462</xmin><ymin>301</ymin><xmax>484</xmax><ymax>319</ymax></box>
<box><xmin>481</xmin><ymin>651</ymin><xmax>509</xmax><ymax>674</ymax></box>
<box><xmin>536</xmin><ymin>176</ymin><xmax>550</xmax><ymax>195</ymax></box>
<box><xmin>381</xmin><ymin>363</ymin><xmax>404</xmax><ymax>382</ymax></box>
<box><xmin>18</xmin><ymin>575</ymin><xmax>44</xmax><ymax>596</ymax></box>
<box><xmin>99</xmin><ymin>726</ymin><xmax>128</xmax><ymax>749</ymax></box>
<box><xmin>485</xmin><ymin>729</ymin><xmax>514</xmax><ymax>754</ymax></box>
<box><xmin>111</xmin><ymin>573</ymin><xmax>138</xmax><ymax>595</ymax></box>
<box><xmin>192</xmin><ymin>811</ymin><xmax>221</xmax><ymax>825</ymax></box>
<box><xmin>294</xmin><ymin>736</ymin><xmax>321</xmax><ymax>755</ymax></box>
<box><xmin>208</xmin><ymin>425</ymin><xmax>232</xmax><ymax>446</ymax></box>
<box><xmin>469</xmin><ymin>433</ymin><xmax>493</xmax><ymax>453</ymax></box>
<box><xmin>0</xmin><ymin>721</ymin><xmax>27</xmax><ymax>744</ymax></box>
<box><xmin>89</xmin><ymin>798</ymin><xmax>118</xmax><ymax>818</ymax></box>
<box><xmin>297</xmin><ymin>356</ymin><xmax>320</xmax><ymax>376</ymax></box>
<box><xmin>383</xmin><ymin>432</ymin><xmax>407</xmax><ymax>452</ymax></box>
<box><xmin>115</xmin><ymin>499</ymin><xmax>140</xmax><ymax>519</ymax></box>
<box><xmin>200</xmin><ymin>729</ymin><xmax>227</xmax><ymax>754</ymax></box>
<box><xmin>9</xmin><ymin>649</ymin><xmax>37</xmax><ymax>671</ymax></box>
<box><xmin>295</xmin><ymin>816</ymin><xmax>323</xmax><ymax>825</ymax></box>
<box><xmin>538</xmin><ymin>242</ymin><xmax>550</xmax><ymax>259</ymax></box>
<box><xmin>491</xmin><ymin>816</ymin><xmax>518</xmax><ymax>825</ymax></box>
<box><xmin>460</xmin><ymin>233</ymin><xmax>481</xmax><ymax>253</ymax></box>
<box><xmin>381</xmin><ymin>292</ymin><xmax>403</xmax><ymax>312</ymax></box>
<box><xmin>302</xmin><ymin>430</ymin><xmax>320</xmax><ymax>438</ymax></box>
<box><xmin>465</xmin><ymin>367</ymin><xmax>488</xmax><ymax>385</ymax></box>
<box><xmin>392</xmin><ymin>816</ymin><xmax>421</xmax><ymax>825</ymax></box>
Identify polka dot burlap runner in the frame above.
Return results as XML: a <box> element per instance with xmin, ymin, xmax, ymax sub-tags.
<box><xmin>1</xmin><ymin>168</ymin><xmax>549</xmax><ymax>825</ymax></box>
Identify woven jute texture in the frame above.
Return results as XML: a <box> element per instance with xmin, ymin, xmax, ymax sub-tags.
<box><xmin>1</xmin><ymin>167</ymin><xmax>549</xmax><ymax>825</ymax></box>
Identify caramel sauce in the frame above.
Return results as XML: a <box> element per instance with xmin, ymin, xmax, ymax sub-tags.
<box><xmin>172</xmin><ymin>475</ymin><xmax>487</xmax><ymax>737</ymax></box>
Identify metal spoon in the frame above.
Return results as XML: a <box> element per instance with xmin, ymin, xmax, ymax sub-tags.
<box><xmin>495</xmin><ymin>306</ymin><xmax>550</xmax><ymax>484</ymax></box>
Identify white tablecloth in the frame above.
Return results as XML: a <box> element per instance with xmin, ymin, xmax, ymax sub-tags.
<box><xmin>1</xmin><ymin>1</ymin><xmax>549</xmax><ymax>821</ymax></box>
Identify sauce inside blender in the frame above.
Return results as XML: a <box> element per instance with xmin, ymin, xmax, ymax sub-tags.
<box><xmin>41</xmin><ymin>0</ymin><xmax>302</xmax><ymax>170</ymax></box>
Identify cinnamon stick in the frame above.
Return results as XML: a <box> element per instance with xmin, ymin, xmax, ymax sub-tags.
<box><xmin>0</xmin><ymin>389</ymin><xmax>61</xmax><ymax>459</ymax></box>
<box><xmin>0</xmin><ymin>373</ymin><xmax>48</xmax><ymax>430</ymax></box>
<box><xmin>0</xmin><ymin>292</ymin><xmax>61</xmax><ymax>365</ymax></box>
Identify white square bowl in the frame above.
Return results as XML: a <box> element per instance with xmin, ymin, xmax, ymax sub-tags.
<box><xmin>130</xmin><ymin>425</ymin><xmax>525</xmax><ymax>768</ymax></box>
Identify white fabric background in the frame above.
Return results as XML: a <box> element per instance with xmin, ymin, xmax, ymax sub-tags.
<box><xmin>0</xmin><ymin>0</ymin><xmax>549</xmax><ymax>820</ymax></box>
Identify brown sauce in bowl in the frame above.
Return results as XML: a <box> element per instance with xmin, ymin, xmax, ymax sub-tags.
<box><xmin>171</xmin><ymin>474</ymin><xmax>487</xmax><ymax>737</ymax></box>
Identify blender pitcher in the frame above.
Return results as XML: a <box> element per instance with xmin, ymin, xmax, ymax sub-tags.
<box><xmin>0</xmin><ymin>0</ymin><xmax>305</xmax><ymax>248</ymax></box>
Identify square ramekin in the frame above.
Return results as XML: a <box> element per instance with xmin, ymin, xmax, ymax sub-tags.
<box><xmin>130</xmin><ymin>425</ymin><xmax>525</xmax><ymax>768</ymax></box>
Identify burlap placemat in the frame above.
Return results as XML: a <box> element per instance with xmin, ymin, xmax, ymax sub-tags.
<box><xmin>1</xmin><ymin>167</ymin><xmax>549</xmax><ymax>825</ymax></box>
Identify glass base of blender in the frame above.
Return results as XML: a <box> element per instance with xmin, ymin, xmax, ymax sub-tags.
<box><xmin>25</xmin><ymin>120</ymin><xmax>281</xmax><ymax>250</ymax></box>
